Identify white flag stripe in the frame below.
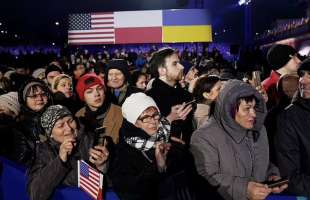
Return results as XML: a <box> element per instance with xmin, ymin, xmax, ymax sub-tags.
<box><xmin>68</xmin><ymin>29</ymin><xmax>114</xmax><ymax>34</ymax></box>
<box><xmin>92</xmin><ymin>24</ymin><xmax>115</xmax><ymax>28</ymax></box>
<box><xmin>68</xmin><ymin>38</ymin><xmax>115</xmax><ymax>43</ymax></box>
<box><xmin>89</xmin><ymin>171</ymin><xmax>101</xmax><ymax>182</ymax></box>
<box><xmin>80</xmin><ymin>180</ymin><xmax>97</xmax><ymax>199</ymax></box>
<box><xmin>69</xmin><ymin>34</ymin><xmax>114</xmax><ymax>38</ymax></box>
<box><xmin>80</xmin><ymin>176</ymin><xmax>99</xmax><ymax>191</ymax></box>
<box><xmin>91</xmin><ymin>19</ymin><xmax>114</xmax><ymax>23</ymax></box>
<box><xmin>114</xmin><ymin>10</ymin><xmax>163</xmax><ymax>28</ymax></box>
<box><xmin>81</xmin><ymin>173</ymin><xmax>100</xmax><ymax>187</ymax></box>
<box><xmin>92</xmin><ymin>14</ymin><xmax>114</xmax><ymax>18</ymax></box>
<box><xmin>80</xmin><ymin>177</ymin><xmax>99</xmax><ymax>193</ymax></box>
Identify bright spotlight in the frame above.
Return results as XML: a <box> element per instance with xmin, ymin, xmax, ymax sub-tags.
<box><xmin>239</xmin><ymin>0</ymin><xmax>252</xmax><ymax>6</ymax></box>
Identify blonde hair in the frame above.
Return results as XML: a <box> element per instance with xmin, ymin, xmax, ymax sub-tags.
<box><xmin>51</xmin><ymin>74</ymin><xmax>72</xmax><ymax>91</ymax></box>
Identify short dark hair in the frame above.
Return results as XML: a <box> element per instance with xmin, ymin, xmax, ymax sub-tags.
<box><xmin>131</xmin><ymin>70</ymin><xmax>147</xmax><ymax>86</ymax></box>
<box><xmin>231</xmin><ymin>95</ymin><xmax>258</xmax><ymax>118</ymax></box>
<box><xmin>149</xmin><ymin>47</ymin><xmax>177</xmax><ymax>77</ymax></box>
<box><xmin>192</xmin><ymin>75</ymin><xmax>220</xmax><ymax>103</ymax></box>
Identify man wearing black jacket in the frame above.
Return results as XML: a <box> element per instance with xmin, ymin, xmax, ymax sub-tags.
<box><xmin>276</xmin><ymin>57</ymin><xmax>310</xmax><ymax>196</ymax></box>
<box><xmin>146</xmin><ymin>48</ymin><xmax>193</xmax><ymax>145</ymax></box>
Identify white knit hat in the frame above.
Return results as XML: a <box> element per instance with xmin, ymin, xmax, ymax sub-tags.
<box><xmin>32</xmin><ymin>68</ymin><xmax>46</xmax><ymax>80</ymax></box>
<box><xmin>0</xmin><ymin>92</ymin><xmax>20</xmax><ymax>116</ymax></box>
<box><xmin>122</xmin><ymin>92</ymin><xmax>159</xmax><ymax>124</ymax></box>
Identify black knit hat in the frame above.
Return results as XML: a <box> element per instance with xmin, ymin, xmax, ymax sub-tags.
<box><xmin>267</xmin><ymin>44</ymin><xmax>297</xmax><ymax>70</ymax></box>
<box><xmin>105</xmin><ymin>59</ymin><xmax>131</xmax><ymax>84</ymax></box>
<box><xmin>41</xmin><ymin>105</ymin><xmax>72</xmax><ymax>136</ymax></box>
<box><xmin>297</xmin><ymin>57</ymin><xmax>310</xmax><ymax>77</ymax></box>
<box><xmin>45</xmin><ymin>64</ymin><xmax>63</xmax><ymax>79</ymax></box>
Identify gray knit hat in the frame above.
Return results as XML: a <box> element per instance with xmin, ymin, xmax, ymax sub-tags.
<box><xmin>41</xmin><ymin>105</ymin><xmax>72</xmax><ymax>136</ymax></box>
<box><xmin>0</xmin><ymin>92</ymin><xmax>20</xmax><ymax>116</ymax></box>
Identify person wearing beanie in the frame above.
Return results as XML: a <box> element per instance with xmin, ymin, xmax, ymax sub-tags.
<box><xmin>51</xmin><ymin>74</ymin><xmax>73</xmax><ymax>97</ymax></box>
<box><xmin>51</xmin><ymin>74</ymin><xmax>80</xmax><ymax>113</ymax></box>
<box><xmin>32</xmin><ymin>68</ymin><xmax>46</xmax><ymax>80</ymax></box>
<box><xmin>262</xmin><ymin>44</ymin><xmax>301</xmax><ymax>108</ymax></box>
<box><xmin>0</xmin><ymin>92</ymin><xmax>20</xmax><ymax>158</ymax></box>
<box><xmin>0</xmin><ymin>92</ymin><xmax>20</xmax><ymax>118</ymax></box>
<box><xmin>27</xmin><ymin>105</ymin><xmax>109</xmax><ymax>200</ymax></box>
<box><xmin>105</xmin><ymin>59</ymin><xmax>141</xmax><ymax>105</ymax></box>
<box><xmin>110</xmin><ymin>92</ymin><xmax>196</xmax><ymax>200</ymax></box>
<box><xmin>11</xmin><ymin>79</ymin><xmax>53</xmax><ymax>167</ymax></box>
<box><xmin>75</xmin><ymin>73</ymin><xmax>123</xmax><ymax>144</ymax></box>
<box><xmin>275</xmin><ymin>57</ymin><xmax>310</xmax><ymax>196</ymax></box>
<box><xmin>146</xmin><ymin>47</ymin><xmax>194</xmax><ymax>145</ymax></box>
<box><xmin>45</xmin><ymin>64</ymin><xmax>63</xmax><ymax>88</ymax></box>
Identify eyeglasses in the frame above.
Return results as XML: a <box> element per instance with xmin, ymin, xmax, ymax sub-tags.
<box><xmin>27</xmin><ymin>92</ymin><xmax>48</xmax><ymax>99</ymax></box>
<box><xmin>138</xmin><ymin>112</ymin><xmax>161</xmax><ymax>123</ymax></box>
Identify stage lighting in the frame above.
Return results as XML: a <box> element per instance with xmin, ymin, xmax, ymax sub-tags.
<box><xmin>238</xmin><ymin>0</ymin><xmax>252</xmax><ymax>6</ymax></box>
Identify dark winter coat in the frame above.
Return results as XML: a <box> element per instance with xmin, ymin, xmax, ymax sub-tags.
<box><xmin>146</xmin><ymin>78</ymin><xmax>193</xmax><ymax>145</ymax></box>
<box><xmin>26</xmin><ymin>131</ymin><xmax>94</xmax><ymax>200</ymax></box>
<box><xmin>110</xmin><ymin>120</ymin><xmax>196</xmax><ymax>200</ymax></box>
<box><xmin>276</xmin><ymin>93</ymin><xmax>310</xmax><ymax>196</ymax></box>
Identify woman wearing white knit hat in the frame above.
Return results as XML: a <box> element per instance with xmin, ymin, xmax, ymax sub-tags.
<box><xmin>110</xmin><ymin>92</ymin><xmax>196</xmax><ymax>200</ymax></box>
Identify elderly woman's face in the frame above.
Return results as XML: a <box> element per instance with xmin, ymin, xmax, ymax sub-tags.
<box><xmin>51</xmin><ymin>116</ymin><xmax>77</xmax><ymax>144</ymax></box>
<box><xmin>135</xmin><ymin>107</ymin><xmax>160</xmax><ymax>136</ymax></box>
<box><xmin>26</xmin><ymin>86</ymin><xmax>48</xmax><ymax>112</ymax></box>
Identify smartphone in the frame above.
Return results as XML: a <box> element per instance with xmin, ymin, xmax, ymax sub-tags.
<box><xmin>184</xmin><ymin>99</ymin><xmax>196</xmax><ymax>107</ymax></box>
<box><xmin>262</xmin><ymin>178</ymin><xmax>289</xmax><ymax>188</ymax></box>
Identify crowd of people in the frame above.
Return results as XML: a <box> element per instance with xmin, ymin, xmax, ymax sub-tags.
<box><xmin>0</xmin><ymin>43</ymin><xmax>310</xmax><ymax>200</ymax></box>
<box><xmin>255</xmin><ymin>17</ymin><xmax>310</xmax><ymax>42</ymax></box>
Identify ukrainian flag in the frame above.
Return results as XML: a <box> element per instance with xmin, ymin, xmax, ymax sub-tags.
<box><xmin>162</xmin><ymin>9</ymin><xmax>212</xmax><ymax>43</ymax></box>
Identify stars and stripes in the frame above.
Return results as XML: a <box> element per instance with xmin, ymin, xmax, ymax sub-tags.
<box><xmin>68</xmin><ymin>13</ymin><xmax>115</xmax><ymax>45</ymax></box>
<box><xmin>78</xmin><ymin>160</ymin><xmax>103</xmax><ymax>200</ymax></box>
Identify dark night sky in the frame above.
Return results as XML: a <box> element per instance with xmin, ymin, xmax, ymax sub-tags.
<box><xmin>0</xmin><ymin>0</ymin><xmax>306</xmax><ymax>44</ymax></box>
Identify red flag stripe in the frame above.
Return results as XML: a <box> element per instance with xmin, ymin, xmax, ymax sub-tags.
<box><xmin>82</xmin><ymin>173</ymin><xmax>100</xmax><ymax>184</ymax></box>
<box><xmin>80</xmin><ymin>184</ymin><xmax>97</xmax><ymax>200</ymax></box>
<box><xmin>69</xmin><ymin>32</ymin><xmax>114</xmax><ymax>35</ymax></box>
<box><xmin>80</xmin><ymin>177</ymin><xmax>99</xmax><ymax>194</ymax></box>
<box><xmin>80</xmin><ymin>175</ymin><xmax>99</xmax><ymax>189</ymax></box>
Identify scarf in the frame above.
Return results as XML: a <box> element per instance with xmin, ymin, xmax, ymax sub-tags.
<box><xmin>124</xmin><ymin>118</ymin><xmax>171</xmax><ymax>152</ymax></box>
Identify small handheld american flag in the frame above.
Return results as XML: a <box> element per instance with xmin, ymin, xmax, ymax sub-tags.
<box><xmin>78</xmin><ymin>160</ymin><xmax>104</xmax><ymax>200</ymax></box>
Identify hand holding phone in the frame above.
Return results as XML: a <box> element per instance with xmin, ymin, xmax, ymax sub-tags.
<box><xmin>262</xmin><ymin>178</ymin><xmax>289</xmax><ymax>188</ymax></box>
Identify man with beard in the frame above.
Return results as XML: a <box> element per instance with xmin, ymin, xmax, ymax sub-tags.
<box><xmin>146</xmin><ymin>47</ymin><xmax>193</xmax><ymax>145</ymax></box>
<box><xmin>275</xmin><ymin>57</ymin><xmax>310</xmax><ymax>196</ymax></box>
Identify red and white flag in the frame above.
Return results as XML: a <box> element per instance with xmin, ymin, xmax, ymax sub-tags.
<box><xmin>78</xmin><ymin>160</ymin><xmax>104</xmax><ymax>200</ymax></box>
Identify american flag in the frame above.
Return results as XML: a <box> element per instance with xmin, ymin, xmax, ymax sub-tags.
<box><xmin>78</xmin><ymin>160</ymin><xmax>104</xmax><ymax>200</ymax></box>
<box><xmin>68</xmin><ymin>13</ymin><xmax>115</xmax><ymax>45</ymax></box>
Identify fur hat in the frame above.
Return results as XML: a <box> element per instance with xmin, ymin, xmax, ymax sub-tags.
<box><xmin>267</xmin><ymin>44</ymin><xmax>297</xmax><ymax>70</ymax></box>
<box><xmin>41</xmin><ymin>105</ymin><xmax>72</xmax><ymax>136</ymax></box>
<box><xmin>76</xmin><ymin>73</ymin><xmax>104</xmax><ymax>101</ymax></box>
<box><xmin>0</xmin><ymin>92</ymin><xmax>20</xmax><ymax>116</ymax></box>
<box><xmin>122</xmin><ymin>92</ymin><xmax>159</xmax><ymax>124</ymax></box>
